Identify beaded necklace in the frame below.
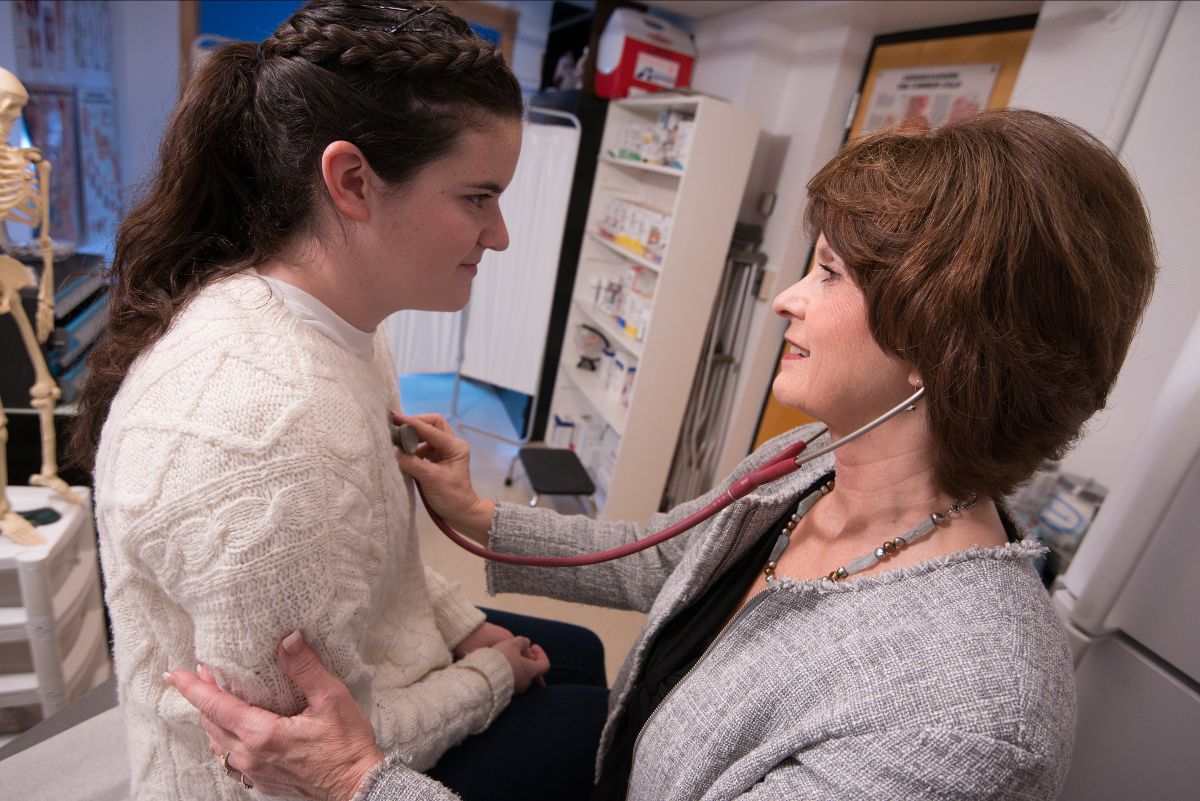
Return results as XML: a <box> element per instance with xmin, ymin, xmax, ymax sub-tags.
<box><xmin>763</xmin><ymin>480</ymin><xmax>978</xmax><ymax>585</ymax></box>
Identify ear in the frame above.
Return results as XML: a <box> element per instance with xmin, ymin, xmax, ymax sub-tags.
<box><xmin>320</xmin><ymin>140</ymin><xmax>373</xmax><ymax>224</ymax></box>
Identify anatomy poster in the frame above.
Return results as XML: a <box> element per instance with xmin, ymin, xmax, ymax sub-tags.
<box><xmin>11</xmin><ymin>0</ymin><xmax>119</xmax><ymax>249</ymax></box>
<box><xmin>22</xmin><ymin>85</ymin><xmax>82</xmax><ymax>245</ymax></box>
<box><xmin>79</xmin><ymin>89</ymin><xmax>122</xmax><ymax>246</ymax></box>
<box><xmin>861</xmin><ymin>63</ymin><xmax>1000</xmax><ymax>135</ymax></box>
<box><xmin>13</xmin><ymin>0</ymin><xmax>113</xmax><ymax>85</ymax></box>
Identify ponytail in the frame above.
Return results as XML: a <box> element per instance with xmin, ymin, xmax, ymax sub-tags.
<box><xmin>70</xmin><ymin>42</ymin><xmax>265</xmax><ymax>468</ymax></box>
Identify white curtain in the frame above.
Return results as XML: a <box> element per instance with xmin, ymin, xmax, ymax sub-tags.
<box><xmin>386</xmin><ymin>119</ymin><xmax>579</xmax><ymax>395</ymax></box>
<box><xmin>384</xmin><ymin>308</ymin><xmax>462</xmax><ymax>375</ymax></box>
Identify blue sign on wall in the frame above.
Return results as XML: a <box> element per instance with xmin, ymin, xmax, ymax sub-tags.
<box><xmin>199</xmin><ymin>1</ymin><xmax>304</xmax><ymax>43</ymax></box>
<box><xmin>200</xmin><ymin>2</ymin><xmax>504</xmax><ymax>46</ymax></box>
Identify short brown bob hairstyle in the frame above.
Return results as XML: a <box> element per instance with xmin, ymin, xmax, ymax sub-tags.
<box><xmin>806</xmin><ymin>109</ymin><xmax>1156</xmax><ymax>499</ymax></box>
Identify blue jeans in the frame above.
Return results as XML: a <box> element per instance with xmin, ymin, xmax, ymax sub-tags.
<box><xmin>427</xmin><ymin>608</ymin><xmax>610</xmax><ymax>801</ymax></box>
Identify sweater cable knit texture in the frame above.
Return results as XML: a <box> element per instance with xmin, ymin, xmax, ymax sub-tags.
<box><xmin>95</xmin><ymin>274</ymin><xmax>512</xmax><ymax>801</ymax></box>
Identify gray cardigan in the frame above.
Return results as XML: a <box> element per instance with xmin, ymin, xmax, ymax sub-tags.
<box><xmin>361</xmin><ymin>426</ymin><xmax>1076</xmax><ymax>801</ymax></box>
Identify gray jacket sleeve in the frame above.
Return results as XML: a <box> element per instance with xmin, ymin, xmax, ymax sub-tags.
<box><xmin>482</xmin><ymin>484</ymin><xmax>725</xmax><ymax>612</ymax></box>
<box><xmin>355</xmin><ymin>754</ymin><xmax>461</xmax><ymax>801</ymax></box>
<box><xmin>484</xmin><ymin>426</ymin><xmax>825</xmax><ymax>612</ymax></box>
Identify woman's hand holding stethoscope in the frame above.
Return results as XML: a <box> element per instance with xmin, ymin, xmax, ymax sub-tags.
<box><xmin>391</xmin><ymin>413</ymin><xmax>497</xmax><ymax>543</ymax></box>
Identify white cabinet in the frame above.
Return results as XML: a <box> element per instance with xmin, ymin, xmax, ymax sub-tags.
<box><xmin>0</xmin><ymin>487</ymin><xmax>111</xmax><ymax>718</ymax></box>
<box><xmin>549</xmin><ymin>95</ymin><xmax>759</xmax><ymax>522</ymax></box>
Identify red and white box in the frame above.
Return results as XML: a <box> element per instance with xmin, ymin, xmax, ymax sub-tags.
<box><xmin>595</xmin><ymin>9</ymin><xmax>696</xmax><ymax>99</ymax></box>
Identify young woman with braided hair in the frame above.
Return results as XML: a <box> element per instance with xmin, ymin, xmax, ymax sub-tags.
<box><xmin>74</xmin><ymin>3</ymin><xmax>607</xmax><ymax>800</ymax></box>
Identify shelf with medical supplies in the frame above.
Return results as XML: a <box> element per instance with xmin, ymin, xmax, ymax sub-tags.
<box><xmin>548</xmin><ymin>94</ymin><xmax>759</xmax><ymax>523</ymax></box>
<box><xmin>586</xmin><ymin>229</ymin><xmax>663</xmax><ymax>272</ymax></box>
<box><xmin>600</xmin><ymin>96</ymin><xmax>697</xmax><ymax>172</ymax></box>
<box><xmin>557</xmin><ymin>354</ymin><xmax>630</xmax><ymax>437</ymax></box>
<box><xmin>597</xmin><ymin>155</ymin><xmax>684</xmax><ymax>179</ymax></box>
<box><xmin>571</xmin><ymin>299</ymin><xmax>642</xmax><ymax>359</ymax></box>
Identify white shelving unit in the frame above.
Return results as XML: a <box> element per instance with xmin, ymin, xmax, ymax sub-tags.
<box><xmin>550</xmin><ymin>94</ymin><xmax>759</xmax><ymax>522</ymax></box>
<box><xmin>0</xmin><ymin>487</ymin><xmax>111</xmax><ymax>718</ymax></box>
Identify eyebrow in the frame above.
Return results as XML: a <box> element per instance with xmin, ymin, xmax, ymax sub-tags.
<box><xmin>815</xmin><ymin>245</ymin><xmax>835</xmax><ymax>263</ymax></box>
<box><xmin>465</xmin><ymin>182</ymin><xmax>504</xmax><ymax>194</ymax></box>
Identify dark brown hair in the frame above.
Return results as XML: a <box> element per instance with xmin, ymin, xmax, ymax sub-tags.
<box><xmin>71</xmin><ymin>0</ymin><xmax>523</xmax><ymax>469</ymax></box>
<box><xmin>806</xmin><ymin>109</ymin><xmax>1157</xmax><ymax>499</ymax></box>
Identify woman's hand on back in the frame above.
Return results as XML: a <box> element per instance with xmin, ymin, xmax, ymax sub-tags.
<box><xmin>392</xmin><ymin>413</ymin><xmax>495</xmax><ymax>542</ymax></box>
<box><xmin>166</xmin><ymin>631</ymin><xmax>383</xmax><ymax>801</ymax></box>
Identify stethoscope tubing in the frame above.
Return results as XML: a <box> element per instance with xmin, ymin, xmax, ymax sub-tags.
<box><xmin>406</xmin><ymin>387</ymin><xmax>926</xmax><ymax>568</ymax></box>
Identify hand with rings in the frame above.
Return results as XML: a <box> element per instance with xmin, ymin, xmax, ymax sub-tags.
<box><xmin>218</xmin><ymin>749</ymin><xmax>254</xmax><ymax>789</ymax></box>
<box><xmin>165</xmin><ymin>631</ymin><xmax>384</xmax><ymax>801</ymax></box>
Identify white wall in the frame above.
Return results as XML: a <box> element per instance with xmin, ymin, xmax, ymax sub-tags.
<box><xmin>110</xmin><ymin>0</ymin><xmax>182</xmax><ymax>204</ymax></box>
<box><xmin>1010</xmin><ymin>0</ymin><xmax>1175</xmax><ymax>149</ymax></box>
<box><xmin>1024</xmin><ymin>1</ymin><xmax>1199</xmax><ymax>489</ymax></box>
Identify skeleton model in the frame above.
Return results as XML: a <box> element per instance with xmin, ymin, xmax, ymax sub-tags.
<box><xmin>0</xmin><ymin>67</ymin><xmax>83</xmax><ymax>547</ymax></box>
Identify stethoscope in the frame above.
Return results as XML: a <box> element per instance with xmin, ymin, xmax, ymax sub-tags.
<box><xmin>390</xmin><ymin>386</ymin><xmax>926</xmax><ymax>568</ymax></box>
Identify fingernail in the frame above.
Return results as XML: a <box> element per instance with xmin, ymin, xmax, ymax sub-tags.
<box><xmin>282</xmin><ymin>629</ymin><xmax>303</xmax><ymax>654</ymax></box>
<box><xmin>162</xmin><ymin>672</ymin><xmax>174</xmax><ymax>686</ymax></box>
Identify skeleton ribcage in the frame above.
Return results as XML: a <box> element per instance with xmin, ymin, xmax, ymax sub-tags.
<box><xmin>0</xmin><ymin>158</ymin><xmax>39</xmax><ymax>228</ymax></box>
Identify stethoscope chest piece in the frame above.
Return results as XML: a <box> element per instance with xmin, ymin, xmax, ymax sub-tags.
<box><xmin>388</xmin><ymin>418</ymin><xmax>421</xmax><ymax>455</ymax></box>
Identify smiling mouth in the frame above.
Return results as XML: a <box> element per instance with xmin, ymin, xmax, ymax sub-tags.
<box><xmin>787</xmin><ymin>344</ymin><xmax>810</xmax><ymax>357</ymax></box>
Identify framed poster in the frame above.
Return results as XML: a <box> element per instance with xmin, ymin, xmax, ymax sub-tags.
<box><xmin>21</xmin><ymin>85</ymin><xmax>83</xmax><ymax>245</ymax></box>
<box><xmin>78</xmin><ymin>88</ymin><xmax>122</xmax><ymax>246</ymax></box>
<box><xmin>860</xmin><ymin>64</ymin><xmax>1000</xmax><ymax>135</ymax></box>
<box><xmin>13</xmin><ymin>0</ymin><xmax>114</xmax><ymax>85</ymax></box>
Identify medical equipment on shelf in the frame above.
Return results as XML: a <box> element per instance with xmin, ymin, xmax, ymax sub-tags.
<box><xmin>388</xmin><ymin>385</ymin><xmax>925</xmax><ymax>568</ymax></box>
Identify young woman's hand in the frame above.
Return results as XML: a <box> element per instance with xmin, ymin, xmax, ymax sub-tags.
<box><xmin>392</xmin><ymin>413</ymin><xmax>495</xmax><ymax>543</ymax></box>
<box><xmin>454</xmin><ymin>621</ymin><xmax>514</xmax><ymax>658</ymax></box>
<box><xmin>166</xmin><ymin>632</ymin><xmax>383</xmax><ymax>801</ymax></box>
<box><xmin>491</xmin><ymin>636</ymin><xmax>551</xmax><ymax>694</ymax></box>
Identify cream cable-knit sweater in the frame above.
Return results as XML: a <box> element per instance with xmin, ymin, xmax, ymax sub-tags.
<box><xmin>95</xmin><ymin>274</ymin><xmax>513</xmax><ymax>801</ymax></box>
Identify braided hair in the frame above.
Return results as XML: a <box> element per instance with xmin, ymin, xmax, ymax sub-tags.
<box><xmin>72</xmin><ymin>0</ymin><xmax>523</xmax><ymax>468</ymax></box>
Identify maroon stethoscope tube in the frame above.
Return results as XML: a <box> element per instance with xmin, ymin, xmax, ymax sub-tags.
<box><xmin>394</xmin><ymin>387</ymin><xmax>924</xmax><ymax>568</ymax></box>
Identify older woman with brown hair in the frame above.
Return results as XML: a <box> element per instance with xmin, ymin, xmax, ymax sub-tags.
<box><xmin>169</xmin><ymin>108</ymin><xmax>1157</xmax><ymax>801</ymax></box>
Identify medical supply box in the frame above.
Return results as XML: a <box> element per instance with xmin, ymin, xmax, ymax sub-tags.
<box><xmin>595</xmin><ymin>9</ymin><xmax>696</xmax><ymax>99</ymax></box>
